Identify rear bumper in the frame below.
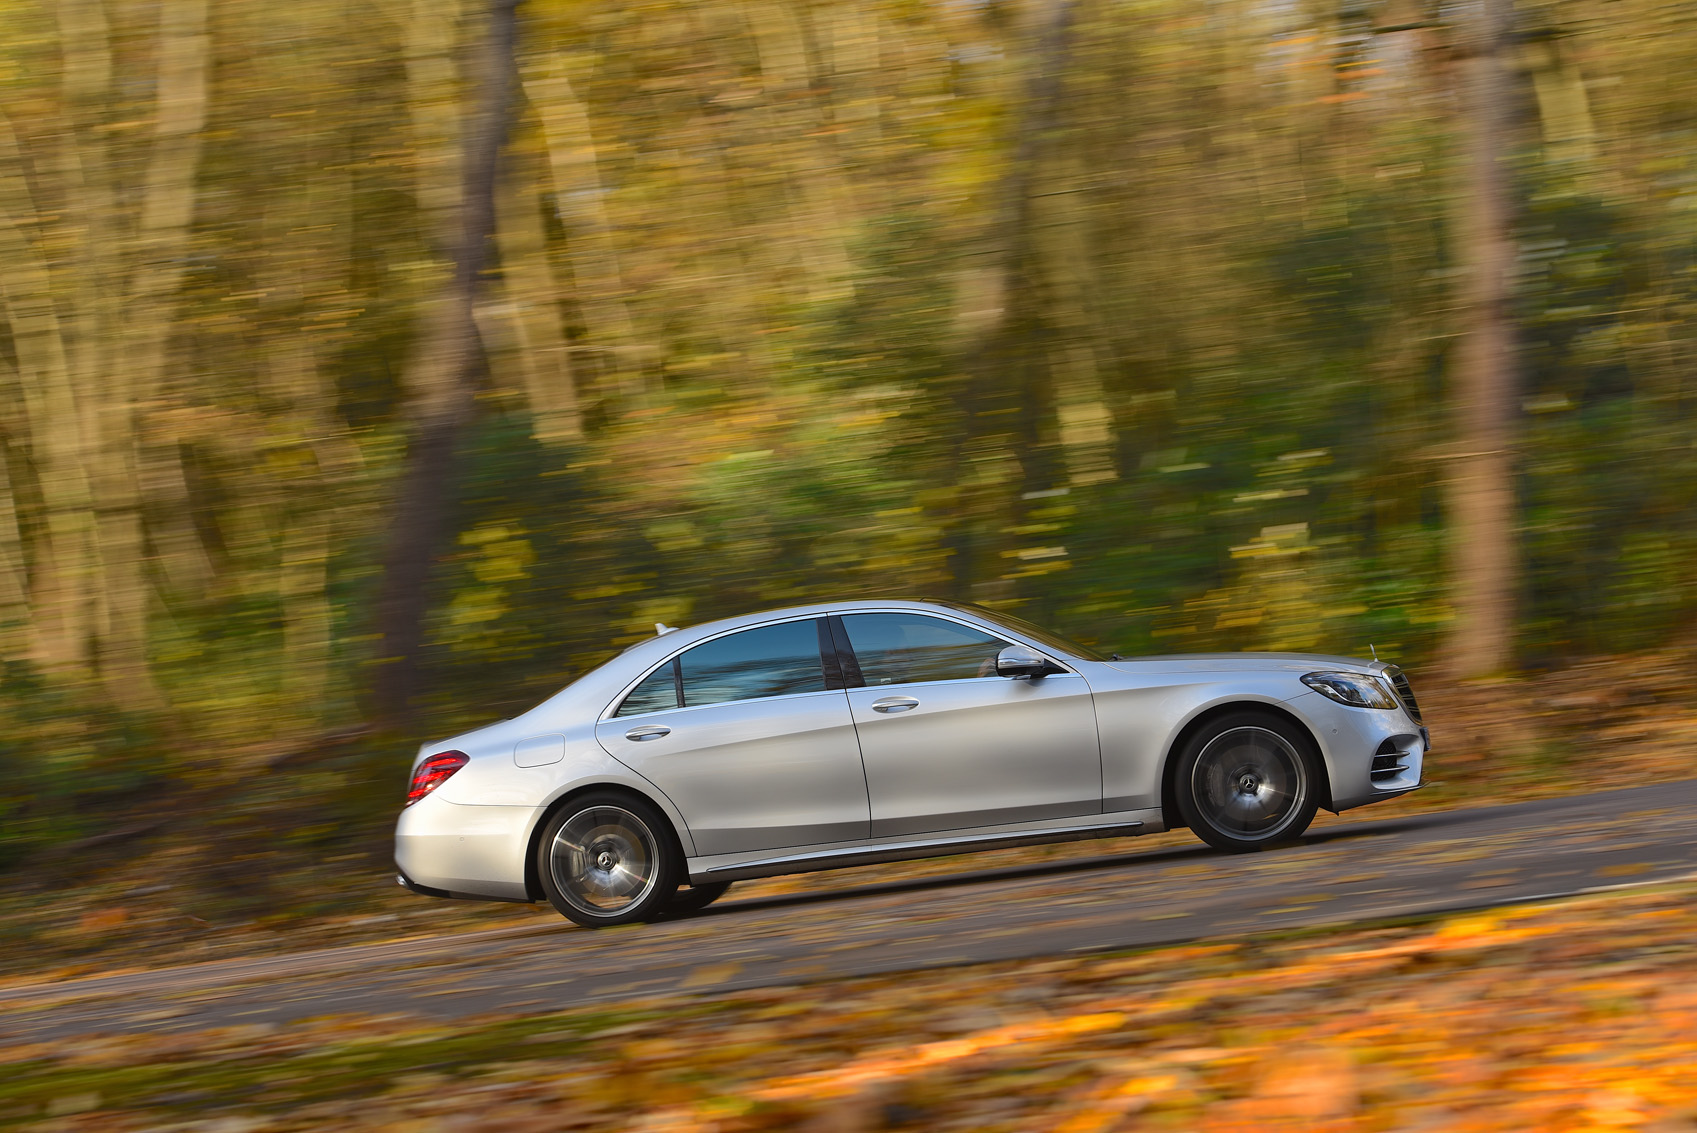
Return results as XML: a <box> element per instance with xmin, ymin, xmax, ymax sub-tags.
<box><xmin>394</xmin><ymin>868</ymin><xmax>529</xmax><ymax>904</ymax></box>
<box><xmin>396</xmin><ymin>869</ymin><xmax>452</xmax><ymax>900</ymax></box>
<box><xmin>394</xmin><ymin>794</ymin><xmax>540</xmax><ymax>902</ymax></box>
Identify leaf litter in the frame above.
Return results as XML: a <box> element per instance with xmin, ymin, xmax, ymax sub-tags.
<box><xmin>5</xmin><ymin>880</ymin><xmax>1697</xmax><ymax>1131</ymax></box>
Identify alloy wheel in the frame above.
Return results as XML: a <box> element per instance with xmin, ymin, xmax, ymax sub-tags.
<box><xmin>1189</xmin><ymin>725</ymin><xmax>1308</xmax><ymax>841</ymax></box>
<box><xmin>549</xmin><ymin>804</ymin><xmax>662</xmax><ymax>919</ymax></box>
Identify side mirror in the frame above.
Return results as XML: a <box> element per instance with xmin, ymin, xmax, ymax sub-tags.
<box><xmin>996</xmin><ymin>644</ymin><xmax>1053</xmax><ymax>679</ymax></box>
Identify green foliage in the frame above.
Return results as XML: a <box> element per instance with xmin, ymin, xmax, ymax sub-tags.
<box><xmin>3</xmin><ymin>0</ymin><xmax>1697</xmax><ymax>900</ymax></box>
<box><xmin>0</xmin><ymin>665</ymin><xmax>167</xmax><ymax>869</ymax></box>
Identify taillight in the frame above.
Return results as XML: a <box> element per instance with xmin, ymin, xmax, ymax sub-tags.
<box><xmin>406</xmin><ymin>751</ymin><xmax>469</xmax><ymax>805</ymax></box>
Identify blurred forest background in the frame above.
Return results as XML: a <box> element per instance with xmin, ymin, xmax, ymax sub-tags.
<box><xmin>2</xmin><ymin>0</ymin><xmax>1695</xmax><ymax>915</ymax></box>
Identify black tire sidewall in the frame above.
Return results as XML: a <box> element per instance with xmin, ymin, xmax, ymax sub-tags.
<box><xmin>1175</xmin><ymin>711</ymin><xmax>1320</xmax><ymax>853</ymax></box>
<box><xmin>661</xmin><ymin>880</ymin><xmax>732</xmax><ymax>917</ymax></box>
<box><xmin>536</xmin><ymin>791</ymin><xmax>682</xmax><ymax>927</ymax></box>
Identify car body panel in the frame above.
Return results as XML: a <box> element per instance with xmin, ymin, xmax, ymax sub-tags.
<box><xmin>593</xmin><ymin>688</ymin><xmax>870</xmax><ymax>856</ymax></box>
<box><xmin>848</xmin><ymin>673</ymin><xmax>1102</xmax><ymax>837</ymax></box>
<box><xmin>395</xmin><ymin>794</ymin><xmax>538</xmax><ymax>901</ymax></box>
<box><xmin>417</xmin><ymin>715</ymin><xmax>702</xmax><ymax>861</ymax></box>
<box><xmin>1079</xmin><ymin>669</ymin><xmax>1307</xmax><ymax>811</ymax></box>
<box><xmin>394</xmin><ymin>598</ymin><xmax>1426</xmax><ymax>904</ymax></box>
<box><xmin>514</xmin><ymin>734</ymin><xmax>566</xmax><ymax>767</ymax></box>
<box><xmin>1103</xmin><ymin>652</ymin><xmax>1383</xmax><ymax>675</ymax></box>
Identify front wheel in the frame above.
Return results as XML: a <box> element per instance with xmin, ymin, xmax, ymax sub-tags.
<box><xmin>1175</xmin><ymin>712</ymin><xmax>1320</xmax><ymax>853</ymax></box>
<box><xmin>536</xmin><ymin>792</ymin><xmax>681</xmax><ymax>927</ymax></box>
<box><xmin>663</xmin><ymin>881</ymin><xmax>732</xmax><ymax>916</ymax></box>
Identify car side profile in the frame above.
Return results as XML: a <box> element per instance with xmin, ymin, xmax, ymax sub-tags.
<box><xmin>395</xmin><ymin>599</ymin><xmax>1427</xmax><ymax>928</ymax></box>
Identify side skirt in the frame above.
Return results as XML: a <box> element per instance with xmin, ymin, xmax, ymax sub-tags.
<box><xmin>688</xmin><ymin>810</ymin><xmax>1163</xmax><ymax>885</ymax></box>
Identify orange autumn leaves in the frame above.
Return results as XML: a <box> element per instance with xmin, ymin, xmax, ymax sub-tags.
<box><xmin>640</xmin><ymin>902</ymin><xmax>1693</xmax><ymax>1131</ymax></box>
<box><xmin>11</xmin><ymin>882</ymin><xmax>1697</xmax><ymax>1131</ymax></box>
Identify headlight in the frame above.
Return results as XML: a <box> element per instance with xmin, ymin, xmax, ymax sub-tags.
<box><xmin>1302</xmin><ymin>671</ymin><xmax>1399</xmax><ymax>710</ymax></box>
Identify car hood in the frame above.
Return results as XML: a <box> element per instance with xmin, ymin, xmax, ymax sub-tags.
<box><xmin>1101</xmin><ymin>652</ymin><xmax>1384</xmax><ymax>676</ymax></box>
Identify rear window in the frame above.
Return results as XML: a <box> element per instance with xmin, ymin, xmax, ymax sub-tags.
<box><xmin>678</xmin><ymin>619</ymin><xmax>827</xmax><ymax>707</ymax></box>
<box><xmin>614</xmin><ymin>662</ymin><xmax>679</xmax><ymax>717</ymax></box>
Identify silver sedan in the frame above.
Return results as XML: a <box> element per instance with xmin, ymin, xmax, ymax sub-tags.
<box><xmin>395</xmin><ymin>599</ymin><xmax>1427</xmax><ymax>927</ymax></box>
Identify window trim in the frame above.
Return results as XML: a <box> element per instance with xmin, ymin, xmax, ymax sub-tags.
<box><xmin>610</xmin><ymin>656</ymin><xmax>682</xmax><ymax>719</ymax></box>
<box><xmin>819</xmin><ymin>618</ymin><xmax>846</xmax><ymax>690</ymax></box>
<box><xmin>826</xmin><ymin>615</ymin><xmax>863</xmax><ymax>688</ymax></box>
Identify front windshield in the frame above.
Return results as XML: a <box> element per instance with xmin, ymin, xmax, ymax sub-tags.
<box><xmin>935</xmin><ymin>602</ymin><xmax>1109</xmax><ymax>662</ymax></box>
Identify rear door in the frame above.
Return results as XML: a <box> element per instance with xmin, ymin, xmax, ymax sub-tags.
<box><xmin>836</xmin><ymin>611</ymin><xmax>1102</xmax><ymax>838</ymax></box>
<box><xmin>595</xmin><ymin>618</ymin><xmax>870</xmax><ymax>857</ymax></box>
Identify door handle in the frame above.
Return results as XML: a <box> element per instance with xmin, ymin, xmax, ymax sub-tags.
<box><xmin>871</xmin><ymin>696</ymin><xmax>920</xmax><ymax>714</ymax></box>
<box><xmin>625</xmin><ymin>725</ymin><xmax>671</xmax><ymax>741</ymax></box>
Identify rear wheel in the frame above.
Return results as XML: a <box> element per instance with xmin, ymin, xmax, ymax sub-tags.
<box><xmin>536</xmin><ymin>792</ymin><xmax>680</xmax><ymax>927</ymax></box>
<box><xmin>1175</xmin><ymin>711</ymin><xmax>1319</xmax><ymax>853</ymax></box>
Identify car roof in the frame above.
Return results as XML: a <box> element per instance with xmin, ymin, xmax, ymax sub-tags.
<box><xmin>667</xmin><ymin>597</ymin><xmax>959</xmax><ymax>638</ymax></box>
<box><xmin>615</xmin><ymin>597</ymin><xmax>1028</xmax><ymax>658</ymax></box>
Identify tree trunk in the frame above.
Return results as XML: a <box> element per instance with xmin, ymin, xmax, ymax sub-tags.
<box><xmin>488</xmin><ymin>168</ymin><xmax>582</xmax><ymax>444</ymax></box>
<box><xmin>743</xmin><ymin>0</ymin><xmax>856</xmax><ymax>308</ymax></box>
<box><xmin>371</xmin><ymin>0</ymin><xmax>523</xmax><ymax>730</ymax></box>
<box><xmin>0</xmin><ymin>424</ymin><xmax>29</xmax><ymax>659</ymax></box>
<box><xmin>524</xmin><ymin>55</ymin><xmax>636</xmax><ymax>398</ymax></box>
<box><xmin>945</xmin><ymin>0</ymin><xmax>1080</xmax><ymax>601</ymax></box>
<box><xmin>1446</xmin><ymin>0</ymin><xmax>1520</xmax><ymax>678</ymax></box>
<box><xmin>405</xmin><ymin>0</ymin><xmax>463</xmax><ymax>253</ymax></box>
<box><xmin>0</xmin><ymin>113</ymin><xmax>99</xmax><ymax>678</ymax></box>
<box><xmin>91</xmin><ymin>0</ymin><xmax>211</xmax><ymax>712</ymax></box>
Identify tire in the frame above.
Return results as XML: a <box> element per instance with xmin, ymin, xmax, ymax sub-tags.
<box><xmin>663</xmin><ymin>881</ymin><xmax>732</xmax><ymax>917</ymax></box>
<box><xmin>536</xmin><ymin>791</ymin><xmax>681</xmax><ymax>927</ymax></box>
<box><xmin>1175</xmin><ymin>711</ymin><xmax>1320</xmax><ymax>853</ymax></box>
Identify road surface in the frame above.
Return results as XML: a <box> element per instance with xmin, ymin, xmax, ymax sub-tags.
<box><xmin>5</xmin><ymin>781</ymin><xmax>1695</xmax><ymax>1041</ymax></box>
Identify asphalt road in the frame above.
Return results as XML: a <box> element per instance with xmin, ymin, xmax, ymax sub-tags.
<box><xmin>7</xmin><ymin>780</ymin><xmax>1697</xmax><ymax>1042</ymax></box>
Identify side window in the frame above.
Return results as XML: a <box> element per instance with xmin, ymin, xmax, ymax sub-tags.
<box><xmin>615</xmin><ymin>661</ymin><xmax>679</xmax><ymax>717</ymax></box>
<box><xmin>678</xmin><ymin>619</ymin><xmax>827</xmax><ymax>707</ymax></box>
<box><xmin>839</xmin><ymin>613</ymin><xmax>1009</xmax><ymax>685</ymax></box>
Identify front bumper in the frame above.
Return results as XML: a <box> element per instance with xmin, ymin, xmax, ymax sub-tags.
<box><xmin>1289</xmin><ymin>690</ymin><xmax>1427</xmax><ymax>811</ymax></box>
<box><xmin>394</xmin><ymin>794</ymin><xmax>540</xmax><ymax>902</ymax></box>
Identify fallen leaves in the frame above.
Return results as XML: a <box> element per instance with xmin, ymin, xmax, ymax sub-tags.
<box><xmin>6</xmin><ymin>880</ymin><xmax>1697</xmax><ymax>1131</ymax></box>
<box><xmin>757</xmin><ymin>1011</ymin><xmax>1129</xmax><ymax>1104</ymax></box>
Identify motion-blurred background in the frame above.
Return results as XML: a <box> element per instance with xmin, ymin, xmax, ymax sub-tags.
<box><xmin>1</xmin><ymin>0</ymin><xmax>1694</xmax><ymax>944</ymax></box>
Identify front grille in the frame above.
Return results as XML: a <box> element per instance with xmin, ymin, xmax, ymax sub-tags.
<box><xmin>1386</xmin><ymin>667</ymin><xmax>1422</xmax><ymax>723</ymax></box>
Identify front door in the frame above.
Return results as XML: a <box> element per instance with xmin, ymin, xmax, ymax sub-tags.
<box><xmin>595</xmin><ymin>617</ymin><xmax>870</xmax><ymax>857</ymax></box>
<box><xmin>837</xmin><ymin>612</ymin><xmax>1102</xmax><ymax>838</ymax></box>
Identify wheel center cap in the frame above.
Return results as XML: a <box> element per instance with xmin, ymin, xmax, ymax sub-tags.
<box><xmin>1238</xmin><ymin>773</ymin><xmax>1260</xmax><ymax>794</ymax></box>
<box><xmin>596</xmin><ymin>850</ymin><xmax>617</xmax><ymax>871</ymax></box>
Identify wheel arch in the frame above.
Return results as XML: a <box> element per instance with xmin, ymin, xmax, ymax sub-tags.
<box><xmin>522</xmin><ymin>781</ymin><xmax>688</xmax><ymax>903</ymax></box>
<box><xmin>1158</xmin><ymin>700</ymin><xmax>1335</xmax><ymax>829</ymax></box>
